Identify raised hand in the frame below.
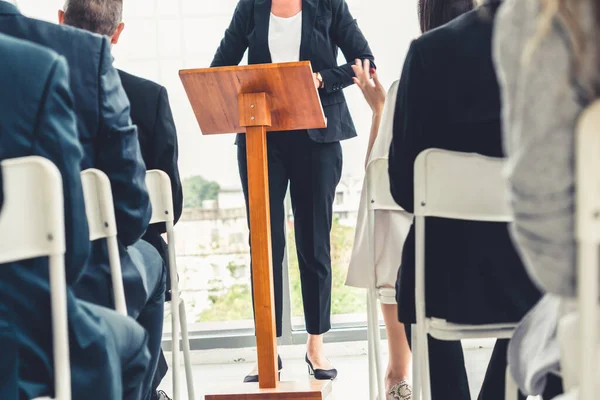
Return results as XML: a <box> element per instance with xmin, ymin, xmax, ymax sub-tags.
<box><xmin>351</xmin><ymin>59</ymin><xmax>386</xmax><ymax>116</ymax></box>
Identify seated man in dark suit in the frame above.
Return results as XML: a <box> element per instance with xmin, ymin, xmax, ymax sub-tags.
<box><xmin>59</xmin><ymin>0</ymin><xmax>183</xmax><ymax>397</ymax></box>
<box><xmin>388</xmin><ymin>1</ymin><xmax>563</xmax><ymax>399</ymax></box>
<box><xmin>0</xmin><ymin>2</ymin><xmax>166</xmax><ymax>399</ymax></box>
<box><xmin>60</xmin><ymin>0</ymin><xmax>183</xmax><ymax>280</ymax></box>
<box><xmin>0</xmin><ymin>32</ymin><xmax>150</xmax><ymax>400</ymax></box>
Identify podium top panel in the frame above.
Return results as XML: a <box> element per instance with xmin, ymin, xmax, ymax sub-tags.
<box><xmin>179</xmin><ymin>61</ymin><xmax>327</xmax><ymax>135</ymax></box>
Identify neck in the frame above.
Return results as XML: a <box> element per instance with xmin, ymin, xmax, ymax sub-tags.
<box><xmin>271</xmin><ymin>0</ymin><xmax>302</xmax><ymax>18</ymax></box>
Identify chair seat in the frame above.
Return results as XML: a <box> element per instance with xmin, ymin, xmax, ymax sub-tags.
<box><xmin>427</xmin><ymin>318</ymin><xmax>517</xmax><ymax>341</ymax></box>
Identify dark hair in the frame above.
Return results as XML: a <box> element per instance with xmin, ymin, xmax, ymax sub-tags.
<box><xmin>63</xmin><ymin>0</ymin><xmax>123</xmax><ymax>37</ymax></box>
<box><xmin>418</xmin><ymin>0</ymin><xmax>474</xmax><ymax>33</ymax></box>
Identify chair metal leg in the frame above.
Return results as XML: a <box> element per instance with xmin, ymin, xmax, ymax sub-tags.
<box><xmin>420</xmin><ymin>325</ymin><xmax>432</xmax><ymax>400</ymax></box>
<box><xmin>411</xmin><ymin>324</ymin><xmax>420</xmax><ymax>400</ymax></box>
<box><xmin>370</xmin><ymin>289</ymin><xmax>386</xmax><ymax>400</ymax></box>
<box><xmin>171</xmin><ymin>297</ymin><xmax>181</xmax><ymax>399</ymax></box>
<box><xmin>179</xmin><ymin>299</ymin><xmax>195</xmax><ymax>400</ymax></box>
<box><xmin>367</xmin><ymin>292</ymin><xmax>377</xmax><ymax>400</ymax></box>
<box><xmin>49</xmin><ymin>254</ymin><xmax>71</xmax><ymax>400</ymax></box>
<box><xmin>107</xmin><ymin>236</ymin><xmax>127</xmax><ymax>316</ymax></box>
<box><xmin>505</xmin><ymin>366</ymin><xmax>518</xmax><ymax>400</ymax></box>
<box><xmin>167</xmin><ymin>225</ymin><xmax>181</xmax><ymax>400</ymax></box>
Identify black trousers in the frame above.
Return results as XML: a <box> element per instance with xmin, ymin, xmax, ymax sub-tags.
<box><xmin>237</xmin><ymin>130</ymin><xmax>342</xmax><ymax>337</ymax></box>
<box><xmin>404</xmin><ymin>325</ymin><xmax>563</xmax><ymax>400</ymax></box>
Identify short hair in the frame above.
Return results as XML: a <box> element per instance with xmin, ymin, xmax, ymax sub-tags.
<box><xmin>63</xmin><ymin>0</ymin><xmax>123</xmax><ymax>37</ymax></box>
<box><xmin>418</xmin><ymin>0</ymin><xmax>474</xmax><ymax>33</ymax></box>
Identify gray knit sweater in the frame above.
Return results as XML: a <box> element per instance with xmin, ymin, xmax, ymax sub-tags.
<box><xmin>493</xmin><ymin>0</ymin><xmax>589</xmax><ymax>393</ymax></box>
<box><xmin>493</xmin><ymin>0</ymin><xmax>582</xmax><ymax>298</ymax></box>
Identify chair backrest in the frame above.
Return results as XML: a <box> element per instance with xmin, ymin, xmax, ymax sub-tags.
<box><xmin>367</xmin><ymin>158</ymin><xmax>404</xmax><ymax>212</ymax></box>
<box><xmin>0</xmin><ymin>156</ymin><xmax>71</xmax><ymax>400</ymax></box>
<box><xmin>81</xmin><ymin>169</ymin><xmax>117</xmax><ymax>241</ymax></box>
<box><xmin>413</xmin><ymin>149</ymin><xmax>511</xmax><ymax>328</ymax></box>
<box><xmin>145</xmin><ymin>169</ymin><xmax>175</xmax><ymax>225</ymax></box>
<box><xmin>145</xmin><ymin>170</ymin><xmax>181</xmax><ymax>397</ymax></box>
<box><xmin>575</xmin><ymin>100</ymin><xmax>600</xmax><ymax>400</ymax></box>
<box><xmin>0</xmin><ymin>156</ymin><xmax>65</xmax><ymax>262</ymax></box>
<box><xmin>81</xmin><ymin>168</ymin><xmax>127</xmax><ymax>316</ymax></box>
<box><xmin>413</xmin><ymin>149</ymin><xmax>511</xmax><ymax>222</ymax></box>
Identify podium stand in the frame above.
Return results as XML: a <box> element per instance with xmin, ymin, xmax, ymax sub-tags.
<box><xmin>179</xmin><ymin>62</ymin><xmax>332</xmax><ymax>399</ymax></box>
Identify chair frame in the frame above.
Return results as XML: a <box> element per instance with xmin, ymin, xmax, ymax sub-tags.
<box><xmin>145</xmin><ymin>170</ymin><xmax>195</xmax><ymax>400</ymax></box>
<box><xmin>80</xmin><ymin>169</ymin><xmax>127</xmax><ymax>316</ymax></box>
<box><xmin>365</xmin><ymin>157</ymin><xmax>406</xmax><ymax>400</ymax></box>
<box><xmin>0</xmin><ymin>156</ymin><xmax>71</xmax><ymax>400</ymax></box>
<box><xmin>575</xmin><ymin>101</ymin><xmax>600</xmax><ymax>400</ymax></box>
<box><xmin>412</xmin><ymin>149</ymin><xmax>518</xmax><ymax>400</ymax></box>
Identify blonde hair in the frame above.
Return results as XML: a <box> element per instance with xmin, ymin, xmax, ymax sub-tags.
<box><xmin>530</xmin><ymin>0</ymin><xmax>599</xmax><ymax>97</ymax></box>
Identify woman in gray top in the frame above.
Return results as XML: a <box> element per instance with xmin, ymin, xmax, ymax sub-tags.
<box><xmin>494</xmin><ymin>0</ymin><xmax>598</xmax><ymax>395</ymax></box>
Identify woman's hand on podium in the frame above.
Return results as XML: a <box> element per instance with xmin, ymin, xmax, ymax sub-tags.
<box><xmin>352</xmin><ymin>59</ymin><xmax>385</xmax><ymax>117</ymax></box>
<box><xmin>313</xmin><ymin>72</ymin><xmax>324</xmax><ymax>89</ymax></box>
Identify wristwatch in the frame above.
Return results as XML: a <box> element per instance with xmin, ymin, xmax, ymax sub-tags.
<box><xmin>316</xmin><ymin>72</ymin><xmax>324</xmax><ymax>89</ymax></box>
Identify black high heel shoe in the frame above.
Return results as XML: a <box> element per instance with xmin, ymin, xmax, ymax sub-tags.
<box><xmin>305</xmin><ymin>353</ymin><xmax>337</xmax><ymax>380</ymax></box>
<box><xmin>243</xmin><ymin>355</ymin><xmax>283</xmax><ymax>383</ymax></box>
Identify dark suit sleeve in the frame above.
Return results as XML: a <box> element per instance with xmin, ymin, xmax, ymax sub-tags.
<box><xmin>95</xmin><ymin>38</ymin><xmax>151</xmax><ymax>246</ymax></box>
<box><xmin>34</xmin><ymin>56</ymin><xmax>89</xmax><ymax>284</ymax></box>
<box><xmin>211</xmin><ymin>1</ymin><xmax>251</xmax><ymax>67</ymax></box>
<box><xmin>152</xmin><ymin>86</ymin><xmax>183</xmax><ymax>227</ymax></box>
<box><xmin>389</xmin><ymin>41</ymin><xmax>428</xmax><ymax>213</ymax></box>
<box><xmin>318</xmin><ymin>0</ymin><xmax>375</xmax><ymax>94</ymax></box>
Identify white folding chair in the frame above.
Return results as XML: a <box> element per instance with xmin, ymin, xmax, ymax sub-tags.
<box><xmin>365</xmin><ymin>157</ymin><xmax>407</xmax><ymax>400</ymax></box>
<box><xmin>0</xmin><ymin>156</ymin><xmax>70</xmax><ymax>400</ymax></box>
<box><xmin>574</xmin><ymin>100</ymin><xmax>600</xmax><ymax>400</ymax></box>
<box><xmin>361</xmin><ymin>80</ymin><xmax>409</xmax><ymax>400</ymax></box>
<box><xmin>80</xmin><ymin>169</ymin><xmax>127</xmax><ymax>316</ymax></box>
<box><xmin>413</xmin><ymin>149</ymin><xmax>518</xmax><ymax>400</ymax></box>
<box><xmin>145</xmin><ymin>170</ymin><xmax>195</xmax><ymax>400</ymax></box>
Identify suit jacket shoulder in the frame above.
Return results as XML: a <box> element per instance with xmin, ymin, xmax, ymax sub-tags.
<box><xmin>0</xmin><ymin>34</ymin><xmax>62</xmax><ymax>151</ymax></box>
<box><xmin>0</xmin><ymin>14</ymin><xmax>106</xmax><ymax>64</ymax></box>
<box><xmin>412</xmin><ymin>7</ymin><xmax>494</xmax><ymax>65</ymax></box>
<box><xmin>118</xmin><ymin>69</ymin><xmax>163</xmax><ymax>96</ymax></box>
<box><xmin>117</xmin><ymin>69</ymin><xmax>163</xmax><ymax>137</ymax></box>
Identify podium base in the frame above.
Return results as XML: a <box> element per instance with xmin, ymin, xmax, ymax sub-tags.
<box><xmin>205</xmin><ymin>380</ymin><xmax>332</xmax><ymax>400</ymax></box>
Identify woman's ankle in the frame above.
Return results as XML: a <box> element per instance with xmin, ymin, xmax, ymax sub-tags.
<box><xmin>385</xmin><ymin>368</ymin><xmax>409</xmax><ymax>387</ymax></box>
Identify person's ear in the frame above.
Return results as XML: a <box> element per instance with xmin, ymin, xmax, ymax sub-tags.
<box><xmin>58</xmin><ymin>9</ymin><xmax>65</xmax><ymax>25</ymax></box>
<box><xmin>111</xmin><ymin>22</ymin><xmax>125</xmax><ymax>45</ymax></box>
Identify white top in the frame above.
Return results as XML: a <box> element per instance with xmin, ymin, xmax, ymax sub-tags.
<box><xmin>268</xmin><ymin>11</ymin><xmax>302</xmax><ymax>63</ymax></box>
<box><xmin>345</xmin><ymin>81</ymin><xmax>413</xmax><ymax>295</ymax></box>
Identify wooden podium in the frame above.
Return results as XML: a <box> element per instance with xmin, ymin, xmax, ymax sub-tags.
<box><xmin>179</xmin><ymin>62</ymin><xmax>331</xmax><ymax>400</ymax></box>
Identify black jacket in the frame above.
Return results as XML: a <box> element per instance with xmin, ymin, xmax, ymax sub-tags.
<box><xmin>211</xmin><ymin>0</ymin><xmax>374</xmax><ymax>143</ymax></box>
<box><xmin>389</xmin><ymin>3</ymin><xmax>541</xmax><ymax>324</ymax></box>
<box><xmin>0</xmin><ymin>1</ymin><xmax>150</xmax><ymax>273</ymax></box>
<box><xmin>118</xmin><ymin>69</ymin><xmax>183</xmax><ymax>298</ymax></box>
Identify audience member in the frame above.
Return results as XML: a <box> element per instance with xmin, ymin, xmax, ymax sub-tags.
<box><xmin>0</xmin><ymin>31</ymin><xmax>149</xmax><ymax>399</ymax></box>
<box><xmin>387</xmin><ymin>0</ymin><xmax>563</xmax><ymax>398</ymax></box>
<box><xmin>494</xmin><ymin>0</ymin><xmax>597</xmax><ymax>395</ymax></box>
<box><xmin>59</xmin><ymin>0</ymin><xmax>183</xmax><ymax>397</ymax></box>
<box><xmin>346</xmin><ymin>2</ymin><xmax>472</xmax><ymax>399</ymax></box>
<box><xmin>0</xmin><ymin>2</ymin><xmax>166</xmax><ymax>398</ymax></box>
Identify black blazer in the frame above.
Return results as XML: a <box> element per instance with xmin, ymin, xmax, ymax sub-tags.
<box><xmin>118</xmin><ymin>69</ymin><xmax>183</xmax><ymax>294</ymax></box>
<box><xmin>389</xmin><ymin>3</ymin><xmax>541</xmax><ymax>324</ymax></box>
<box><xmin>211</xmin><ymin>0</ymin><xmax>374</xmax><ymax>143</ymax></box>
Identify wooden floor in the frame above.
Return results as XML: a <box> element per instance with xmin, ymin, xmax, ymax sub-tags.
<box><xmin>158</xmin><ymin>340</ymin><xmax>496</xmax><ymax>399</ymax></box>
